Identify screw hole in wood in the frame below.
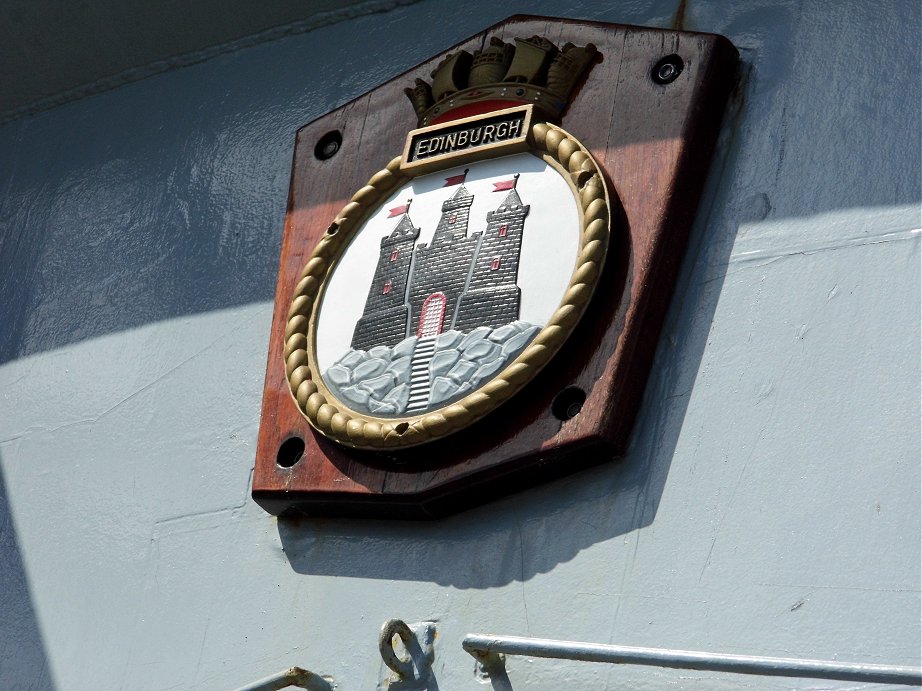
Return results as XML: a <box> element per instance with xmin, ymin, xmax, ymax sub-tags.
<box><xmin>314</xmin><ymin>130</ymin><xmax>343</xmax><ymax>160</ymax></box>
<box><xmin>552</xmin><ymin>387</ymin><xmax>586</xmax><ymax>421</ymax></box>
<box><xmin>652</xmin><ymin>54</ymin><xmax>684</xmax><ymax>85</ymax></box>
<box><xmin>277</xmin><ymin>436</ymin><xmax>305</xmax><ymax>467</ymax></box>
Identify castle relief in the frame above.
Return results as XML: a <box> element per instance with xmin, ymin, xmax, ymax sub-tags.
<box><xmin>310</xmin><ymin>151</ymin><xmax>585</xmax><ymax>418</ymax></box>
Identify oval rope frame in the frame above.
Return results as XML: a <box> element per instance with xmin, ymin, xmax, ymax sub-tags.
<box><xmin>284</xmin><ymin>122</ymin><xmax>611</xmax><ymax>450</ymax></box>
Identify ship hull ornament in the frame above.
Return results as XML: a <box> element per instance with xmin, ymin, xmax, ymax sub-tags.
<box><xmin>254</xmin><ymin>16</ymin><xmax>738</xmax><ymax>517</ymax></box>
<box><xmin>291</xmin><ymin>107</ymin><xmax>608</xmax><ymax>447</ymax></box>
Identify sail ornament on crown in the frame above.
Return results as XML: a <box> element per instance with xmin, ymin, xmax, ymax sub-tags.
<box><xmin>406</xmin><ymin>35</ymin><xmax>598</xmax><ymax>126</ymax></box>
<box><xmin>284</xmin><ymin>32</ymin><xmax>613</xmax><ymax>450</ymax></box>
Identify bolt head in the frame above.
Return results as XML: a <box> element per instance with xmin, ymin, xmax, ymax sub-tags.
<box><xmin>658</xmin><ymin>64</ymin><xmax>677</xmax><ymax>81</ymax></box>
<box><xmin>652</xmin><ymin>54</ymin><xmax>684</xmax><ymax>85</ymax></box>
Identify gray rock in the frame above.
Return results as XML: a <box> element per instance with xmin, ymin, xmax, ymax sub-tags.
<box><xmin>368</xmin><ymin>400</ymin><xmax>398</xmax><ymax>415</ymax></box>
<box><xmin>359</xmin><ymin>372</ymin><xmax>396</xmax><ymax>398</ymax></box>
<box><xmin>388</xmin><ymin>356</ymin><xmax>412</xmax><ymax>385</ymax></box>
<box><xmin>489</xmin><ymin>323</ymin><xmax>519</xmax><ymax>343</ymax></box>
<box><xmin>500</xmin><ymin>326</ymin><xmax>539</xmax><ymax>358</ymax></box>
<box><xmin>462</xmin><ymin>339</ymin><xmax>500</xmax><ymax>361</ymax></box>
<box><xmin>353</xmin><ymin>357</ymin><xmax>387</xmax><ymax>381</ymax></box>
<box><xmin>393</xmin><ymin>336</ymin><xmax>417</xmax><ymax>359</ymax></box>
<box><xmin>459</xmin><ymin>326</ymin><xmax>491</xmax><ymax>350</ymax></box>
<box><xmin>436</xmin><ymin>330</ymin><xmax>464</xmax><ymax>349</ymax></box>
<box><xmin>338</xmin><ymin>349</ymin><xmax>365</xmax><ymax>368</ymax></box>
<box><xmin>446</xmin><ymin>359</ymin><xmax>478</xmax><ymax>384</ymax></box>
<box><xmin>339</xmin><ymin>385</ymin><xmax>370</xmax><ymax>408</ymax></box>
<box><xmin>368</xmin><ymin>345</ymin><xmax>392</xmax><ymax>361</ymax></box>
<box><xmin>383</xmin><ymin>383</ymin><xmax>410</xmax><ymax>412</ymax></box>
<box><xmin>325</xmin><ymin>364</ymin><xmax>351</xmax><ymax>388</ymax></box>
<box><xmin>435</xmin><ymin>380</ymin><xmax>472</xmax><ymax>406</ymax></box>
<box><xmin>429</xmin><ymin>375</ymin><xmax>459</xmax><ymax>406</ymax></box>
<box><xmin>474</xmin><ymin>356</ymin><xmax>506</xmax><ymax>382</ymax></box>
<box><xmin>429</xmin><ymin>349</ymin><xmax>461</xmax><ymax>378</ymax></box>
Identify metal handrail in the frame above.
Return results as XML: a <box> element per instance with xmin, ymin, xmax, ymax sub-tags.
<box><xmin>233</xmin><ymin>666</ymin><xmax>333</xmax><ymax>691</ymax></box>
<box><xmin>463</xmin><ymin>634</ymin><xmax>922</xmax><ymax>686</ymax></box>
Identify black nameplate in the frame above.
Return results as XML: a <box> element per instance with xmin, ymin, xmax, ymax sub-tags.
<box><xmin>401</xmin><ymin>105</ymin><xmax>532</xmax><ymax>173</ymax></box>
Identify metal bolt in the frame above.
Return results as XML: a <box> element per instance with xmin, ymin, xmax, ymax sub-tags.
<box><xmin>652</xmin><ymin>54</ymin><xmax>684</xmax><ymax>85</ymax></box>
<box><xmin>314</xmin><ymin>130</ymin><xmax>343</xmax><ymax>160</ymax></box>
<box><xmin>321</xmin><ymin>140</ymin><xmax>339</xmax><ymax>158</ymax></box>
<box><xmin>552</xmin><ymin>386</ymin><xmax>586</xmax><ymax>421</ymax></box>
<box><xmin>658</xmin><ymin>63</ymin><xmax>677</xmax><ymax>81</ymax></box>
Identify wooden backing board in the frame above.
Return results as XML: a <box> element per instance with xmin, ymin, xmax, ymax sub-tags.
<box><xmin>252</xmin><ymin>16</ymin><xmax>738</xmax><ymax>519</ymax></box>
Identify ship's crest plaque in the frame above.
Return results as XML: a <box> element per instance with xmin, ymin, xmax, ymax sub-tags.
<box><xmin>254</xmin><ymin>16</ymin><xmax>739</xmax><ymax>517</ymax></box>
<box><xmin>287</xmin><ymin>102</ymin><xmax>610</xmax><ymax>448</ymax></box>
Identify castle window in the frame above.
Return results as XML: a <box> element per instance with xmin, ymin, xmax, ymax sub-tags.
<box><xmin>382</xmin><ymin>280</ymin><xmax>392</xmax><ymax>294</ymax></box>
<box><xmin>390</xmin><ymin>249</ymin><xmax>399</xmax><ymax>261</ymax></box>
<box><xmin>448</xmin><ymin>213</ymin><xmax>457</xmax><ymax>224</ymax></box>
<box><xmin>490</xmin><ymin>257</ymin><xmax>501</xmax><ymax>270</ymax></box>
<box><xmin>498</xmin><ymin>224</ymin><xmax>508</xmax><ymax>237</ymax></box>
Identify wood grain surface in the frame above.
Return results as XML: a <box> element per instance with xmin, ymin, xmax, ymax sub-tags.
<box><xmin>253</xmin><ymin>16</ymin><xmax>738</xmax><ymax>518</ymax></box>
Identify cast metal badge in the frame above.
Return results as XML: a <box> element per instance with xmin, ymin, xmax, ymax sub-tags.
<box><xmin>283</xmin><ymin>38</ymin><xmax>610</xmax><ymax>449</ymax></box>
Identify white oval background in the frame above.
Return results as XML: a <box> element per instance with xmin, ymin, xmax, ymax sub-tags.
<box><xmin>316</xmin><ymin>152</ymin><xmax>580</xmax><ymax>370</ymax></box>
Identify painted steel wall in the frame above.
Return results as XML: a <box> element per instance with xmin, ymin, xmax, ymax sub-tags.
<box><xmin>0</xmin><ymin>1</ymin><xmax>918</xmax><ymax>688</ymax></box>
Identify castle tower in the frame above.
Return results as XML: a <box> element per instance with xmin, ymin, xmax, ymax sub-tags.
<box><xmin>351</xmin><ymin>208</ymin><xmax>420</xmax><ymax>350</ymax></box>
<box><xmin>407</xmin><ymin>184</ymin><xmax>480</xmax><ymax>337</ymax></box>
<box><xmin>430</xmin><ymin>184</ymin><xmax>474</xmax><ymax>246</ymax></box>
<box><xmin>454</xmin><ymin>181</ymin><xmax>529</xmax><ymax>332</ymax></box>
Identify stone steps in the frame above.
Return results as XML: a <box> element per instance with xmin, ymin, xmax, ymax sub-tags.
<box><xmin>406</xmin><ymin>336</ymin><xmax>437</xmax><ymax>413</ymax></box>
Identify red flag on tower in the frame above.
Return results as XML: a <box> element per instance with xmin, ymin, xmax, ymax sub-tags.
<box><xmin>443</xmin><ymin>169</ymin><xmax>468</xmax><ymax>187</ymax></box>
<box><xmin>492</xmin><ymin>174</ymin><xmax>519</xmax><ymax>192</ymax></box>
<box><xmin>387</xmin><ymin>200</ymin><xmax>411</xmax><ymax>217</ymax></box>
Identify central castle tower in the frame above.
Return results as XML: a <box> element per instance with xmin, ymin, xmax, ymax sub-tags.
<box><xmin>406</xmin><ymin>184</ymin><xmax>480</xmax><ymax>338</ymax></box>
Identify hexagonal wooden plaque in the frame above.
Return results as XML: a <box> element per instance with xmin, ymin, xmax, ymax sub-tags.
<box><xmin>253</xmin><ymin>16</ymin><xmax>738</xmax><ymax>518</ymax></box>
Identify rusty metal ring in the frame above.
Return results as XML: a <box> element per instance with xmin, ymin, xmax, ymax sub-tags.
<box><xmin>378</xmin><ymin>619</ymin><xmax>416</xmax><ymax>678</ymax></box>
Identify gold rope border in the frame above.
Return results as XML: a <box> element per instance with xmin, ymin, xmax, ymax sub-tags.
<box><xmin>284</xmin><ymin>122</ymin><xmax>610</xmax><ymax>450</ymax></box>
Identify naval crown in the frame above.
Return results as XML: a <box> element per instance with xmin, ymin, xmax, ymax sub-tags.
<box><xmin>405</xmin><ymin>35</ymin><xmax>597</xmax><ymax>126</ymax></box>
